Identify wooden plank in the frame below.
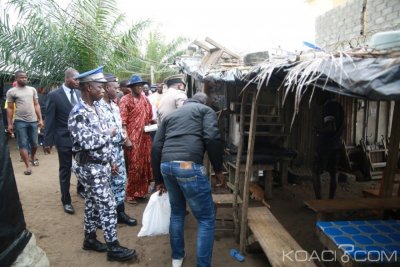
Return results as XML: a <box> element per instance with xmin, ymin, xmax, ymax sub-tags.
<box><xmin>381</xmin><ymin>101</ymin><xmax>400</xmax><ymax>197</ymax></box>
<box><xmin>205</xmin><ymin>37</ymin><xmax>241</xmax><ymax>59</ymax></box>
<box><xmin>226</xmin><ymin>182</ymin><xmax>235</xmax><ymax>191</ymax></box>
<box><xmin>375</xmin><ymin>101</ymin><xmax>381</xmax><ymax>143</ymax></box>
<box><xmin>363</xmin><ymin>188</ymin><xmax>397</xmax><ymax>198</ymax></box>
<box><xmin>352</xmin><ymin>98</ymin><xmax>357</xmax><ymax>144</ymax></box>
<box><xmin>372</xmin><ymin>162</ymin><xmax>386</xmax><ymax>168</ymax></box>
<box><xmin>244</xmin><ymin>122</ymin><xmax>284</xmax><ymax>126</ymax></box>
<box><xmin>212</xmin><ymin>194</ymin><xmax>242</xmax><ymax>206</ymax></box>
<box><xmin>240</xmin><ymin>92</ymin><xmax>258</xmax><ymax>254</ymax></box>
<box><xmin>201</xmin><ymin>49</ymin><xmax>224</xmax><ymax>69</ymax></box>
<box><xmin>243</xmin><ymin>114</ymin><xmax>280</xmax><ymax>118</ymax></box>
<box><xmin>244</xmin><ymin>131</ymin><xmax>289</xmax><ymax>137</ymax></box>
<box><xmin>248</xmin><ymin>207</ymin><xmax>316</xmax><ymax>267</ymax></box>
<box><xmin>233</xmin><ymin>89</ymin><xmax>248</xmax><ymax>242</ymax></box>
<box><xmin>304</xmin><ymin>197</ymin><xmax>400</xmax><ymax>213</ymax></box>
<box><xmin>228</xmin><ymin>161</ymin><xmax>275</xmax><ymax>171</ymax></box>
<box><xmin>231</xmin><ymin>101</ymin><xmax>278</xmax><ymax>108</ymax></box>
<box><xmin>193</xmin><ymin>40</ymin><xmax>211</xmax><ymax>51</ymax></box>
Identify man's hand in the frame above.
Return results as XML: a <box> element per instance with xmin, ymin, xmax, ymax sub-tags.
<box><xmin>215</xmin><ymin>172</ymin><xmax>226</xmax><ymax>187</ymax></box>
<box><xmin>7</xmin><ymin>124</ymin><xmax>13</xmax><ymax>134</ymax></box>
<box><xmin>44</xmin><ymin>146</ymin><xmax>52</xmax><ymax>154</ymax></box>
<box><xmin>110</xmin><ymin>128</ymin><xmax>117</xmax><ymax>137</ymax></box>
<box><xmin>156</xmin><ymin>183</ymin><xmax>167</xmax><ymax>195</ymax></box>
<box><xmin>111</xmin><ymin>163</ymin><xmax>119</xmax><ymax>175</ymax></box>
<box><xmin>124</xmin><ymin>138</ymin><xmax>133</xmax><ymax>150</ymax></box>
<box><xmin>38</xmin><ymin>119</ymin><xmax>44</xmax><ymax>129</ymax></box>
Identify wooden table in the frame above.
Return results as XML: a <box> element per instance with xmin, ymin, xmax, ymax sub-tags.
<box><xmin>304</xmin><ymin>197</ymin><xmax>400</xmax><ymax>221</ymax></box>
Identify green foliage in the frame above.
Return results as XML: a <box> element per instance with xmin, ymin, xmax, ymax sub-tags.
<box><xmin>0</xmin><ymin>0</ymin><xmax>188</xmax><ymax>87</ymax></box>
<box><xmin>130</xmin><ymin>30</ymin><xmax>188</xmax><ymax>83</ymax></box>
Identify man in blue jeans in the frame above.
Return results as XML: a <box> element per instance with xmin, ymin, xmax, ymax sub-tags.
<box><xmin>6</xmin><ymin>70</ymin><xmax>43</xmax><ymax>175</ymax></box>
<box><xmin>151</xmin><ymin>92</ymin><xmax>224</xmax><ymax>267</ymax></box>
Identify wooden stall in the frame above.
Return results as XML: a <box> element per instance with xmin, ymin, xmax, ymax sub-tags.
<box><xmin>178</xmin><ymin>39</ymin><xmax>400</xmax><ymax>266</ymax></box>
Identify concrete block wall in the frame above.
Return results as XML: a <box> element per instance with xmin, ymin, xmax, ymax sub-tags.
<box><xmin>316</xmin><ymin>0</ymin><xmax>400</xmax><ymax>51</ymax></box>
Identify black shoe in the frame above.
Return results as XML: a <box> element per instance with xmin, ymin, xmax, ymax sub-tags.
<box><xmin>107</xmin><ymin>241</ymin><xmax>137</xmax><ymax>262</ymax></box>
<box><xmin>118</xmin><ymin>212</ymin><xmax>137</xmax><ymax>226</ymax></box>
<box><xmin>63</xmin><ymin>204</ymin><xmax>75</xmax><ymax>214</ymax></box>
<box><xmin>83</xmin><ymin>237</ymin><xmax>107</xmax><ymax>252</ymax></box>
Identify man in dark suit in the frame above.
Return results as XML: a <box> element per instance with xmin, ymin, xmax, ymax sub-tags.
<box><xmin>44</xmin><ymin>68</ymin><xmax>84</xmax><ymax>214</ymax></box>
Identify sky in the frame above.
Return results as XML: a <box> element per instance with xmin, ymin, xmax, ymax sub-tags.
<box><xmin>2</xmin><ymin>0</ymin><xmax>316</xmax><ymax>54</ymax></box>
<box><xmin>117</xmin><ymin>0</ymin><xmax>316</xmax><ymax>54</ymax></box>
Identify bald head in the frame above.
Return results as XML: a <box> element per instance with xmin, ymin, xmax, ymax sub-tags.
<box><xmin>65</xmin><ymin>68</ymin><xmax>78</xmax><ymax>78</ymax></box>
<box><xmin>65</xmin><ymin>68</ymin><xmax>79</xmax><ymax>89</ymax></box>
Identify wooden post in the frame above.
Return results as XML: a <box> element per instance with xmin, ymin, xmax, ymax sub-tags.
<box><xmin>375</xmin><ymin>101</ymin><xmax>380</xmax><ymax>143</ymax></box>
<box><xmin>363</xmin><ymin>100</ymin><xmax>369</xmax><ymax>141</ymax></box>
<box><xmin>264</xmin><ymin>169</ymin><xmax>273</xmax><ymax>199</ymax></box>
<box><xmin>380</xmin><ymin>101</ymin><xmax>400</xmax><ymax>197</ymax></box>
<box><xmin>239</xmin><ymin>91</ymin><xmax>258</xmax><ymax>254</ymax></box>
<box><xmin>233</xmin><ymin>89</ymin><xmax>249</xmax><ymax>241</ymax></box>
<box><xmin>353</xmin><ymin>98</ymin><xmax>357</xmax><ymax>145</ymax></box>
<box><xmin>280</xmin><ymin>160</ymin><xmax>289</xmax><ymax>186</ymax></box>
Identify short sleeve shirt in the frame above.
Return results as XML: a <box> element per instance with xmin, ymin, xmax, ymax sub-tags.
<box><xmin>157</xmin><ymin>88</ymin><xmax>187</xmax><ymax>123</ymax></box>
<box><xmin>6</xmin><ymin>86</ymin><xmax>38</xmax><ymax>122</ymax></box>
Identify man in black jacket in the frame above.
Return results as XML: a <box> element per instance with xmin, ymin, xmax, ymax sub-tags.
<box><xmin>44</xmin><ymin>68</ymin><xmax>84</xmax><ymax>214</ymax></box>
<box><xmin>151</xmin><ymin>92</ymin><xmax>224</xmax><ymax>267</ymax></box>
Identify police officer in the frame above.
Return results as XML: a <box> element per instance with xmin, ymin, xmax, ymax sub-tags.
<box><xmin>96</xmin><ymin>73</ymin><xmax>137</xmax><ymax>226</ymax></box>
<box><xmin>68</xmin><ymin>67</ymin><xmax>136</xmax><ymax>262</ymax></box>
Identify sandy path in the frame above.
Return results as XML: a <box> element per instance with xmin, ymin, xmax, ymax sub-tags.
<box><xmin>10</xmin><ymin>139</ymin><xmax>268</xmax><ymax>267</ymax></box>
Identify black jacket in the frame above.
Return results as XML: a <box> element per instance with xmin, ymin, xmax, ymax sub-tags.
<box><xmin>44</xmin><ymin>86</ymin><xmax>80</xmax><ymax>148</ymax></box>
<box><xmin>151</xmin><ymin>99</ymin><xmax>223</xmax><ymax>184</ymax></box>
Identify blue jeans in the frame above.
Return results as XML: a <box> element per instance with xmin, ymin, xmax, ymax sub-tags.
<box><xmin>14</xmin><ymin>120</ymin><xmax>38</xmax><ymax>150</ymax></box>
<box><xmin>161</xmin><ymin>161</ymin><xmax>215</xmax><ymax>267</ymax></box>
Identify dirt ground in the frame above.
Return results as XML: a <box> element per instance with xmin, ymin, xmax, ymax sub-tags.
<box><xmin>9</xmin><ymin>138</ymin><xmax>379</xmax><ymax>267</ymax></box>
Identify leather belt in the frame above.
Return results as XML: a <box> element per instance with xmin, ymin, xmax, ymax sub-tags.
<box><xmin>86</xmin><ymin>158</ymin><xmax>109</xmax><ymax>165</ymax></box>
<box><xmin>74</xmin><ymin>151</ymin><xmax>109</xmax><ymax>165</ymax></box>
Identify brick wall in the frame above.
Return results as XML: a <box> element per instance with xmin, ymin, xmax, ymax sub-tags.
<box><xmin>316</xmin><ymin>0</ymin><xmax>400</xmax><ymax>51</ymax></box>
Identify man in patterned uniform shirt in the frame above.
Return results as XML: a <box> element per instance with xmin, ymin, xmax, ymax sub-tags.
<box><xmin>96</xmin><ymin>73</ymin><xmax>137</xmax><ymax>226</ymax></box>
<box><xmin>68</xmin><ymin>67</ymin><xmax>136</xmax><ymax>262</ymax></box>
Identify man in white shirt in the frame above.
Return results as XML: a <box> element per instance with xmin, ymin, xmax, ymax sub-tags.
<box><xmin>148</xmin><ymin>83</ymin><xmax>164</xmax><ymax>125</ymax></box>
<box><xmin>157</xmin><ymin>75</ymin><xmax>187</xmax><ymax>123</ymax></box>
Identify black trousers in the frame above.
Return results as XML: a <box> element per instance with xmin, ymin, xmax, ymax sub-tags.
<box><xmin>57</xmin><ymin>146</ymin><xmax>83</xmax><ymax>205</ymax></box>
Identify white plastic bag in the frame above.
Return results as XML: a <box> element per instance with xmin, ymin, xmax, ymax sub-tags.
<box><xmin>137</xmin><ymin>191</ymin><xmax>171</xmax><ymax>237</ymax></box>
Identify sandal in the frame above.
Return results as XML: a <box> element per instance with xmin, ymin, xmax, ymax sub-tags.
<box><xmin>30</xmin><ymin>159</ymin><xmax>39</xmax><ymax>166</ymax></box>
<box><xmin>230</xmin><ymin>249</ymin><xmax>245</xmax><ymax>262</ymax></box>
<box><xmin>24</xmin><ymin>169</ymin><xmax>32</xmax><ymax>175</ymax></box>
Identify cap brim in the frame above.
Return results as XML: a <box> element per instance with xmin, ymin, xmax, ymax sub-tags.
<box><xmin>127</xmin><ymin>82</ymin><xmax>147</xmax><ymax>86</ymax></box>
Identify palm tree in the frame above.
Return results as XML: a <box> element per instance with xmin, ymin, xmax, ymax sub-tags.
<box><xmin>137</xmin><ymin>30</ymin><xmax>188</xmax><ymax>83</ymax></box>
<box><xmin>0</xmin><ymin>0</ymin><xmax>149</xmax><ymax>86</ymax></box>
